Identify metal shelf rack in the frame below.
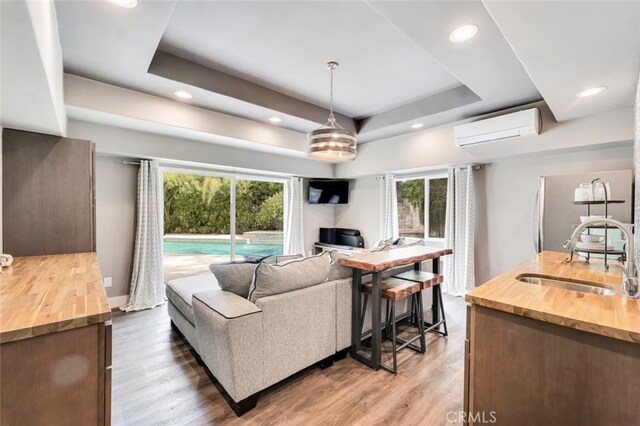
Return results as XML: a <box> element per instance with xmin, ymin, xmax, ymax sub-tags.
<box><xmin>567</xmin><ymin>178</ymin><xmax>626</xmax><ymax>269</ymax></box>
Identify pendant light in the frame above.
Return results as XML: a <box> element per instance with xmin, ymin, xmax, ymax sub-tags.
<box><xmin>307</xmin><ymin>62</ymin><xmax>357</xmax><ymax>161</ymax></box>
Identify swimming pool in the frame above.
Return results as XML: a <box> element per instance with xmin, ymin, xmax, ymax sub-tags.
<box><xmin>164</xmin><ymin>240</ymin><xmax>283</xmax><ymax>257</ymax></box>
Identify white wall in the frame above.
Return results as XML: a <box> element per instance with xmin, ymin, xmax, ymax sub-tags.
<box><xmin>66</xmin><ymin>120</ymin><xmax>334</xmax><ymax>179</ymax></box>
<box><xmin>334</xmin><ymin>177</ymin><xmax>380</xmax><ymax>248</ymax></box>
<box><xmin>1</xmin><ymin>0</ymin><xmax>66</xmax><ymax>135</ymax></box>
<box><xmin>337</xmin><ymin>145</ymin><xmax>633</xmax><ymax>286</ymax></box>
<box><xmin>336</xmin><ymin>103</ymin><xmax>633</xmax><ymax>178</ymax></box>
<box><xmin>95</xmin><ymin>155</ymin><xmax>137</xmax><ymax>299</ymax></box>
<box><xmin>475</xmin><ymin>144</ymin><xmax>633</xmax><ymax>284</ymax></box>
<box><xmin>302</xmin><ymin>179</ymin><xmax>336</xmax><ymax>255</ymax></box>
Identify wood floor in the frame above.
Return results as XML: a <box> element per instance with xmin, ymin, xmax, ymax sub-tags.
<box><xmin>111</xmin><ymin>294</ymin><xmax>467</xmax><ymax>425</ymax></box>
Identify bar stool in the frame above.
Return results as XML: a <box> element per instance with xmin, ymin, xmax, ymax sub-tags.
<box><xmin>393</xmin><ymin>270</ymin><xmax>447</xmax><ymax>337</ymax></box>
<box><xmin>360</xmin><ymin>277</ymin><xmax>425</xmax><ymax>374</ymax></box>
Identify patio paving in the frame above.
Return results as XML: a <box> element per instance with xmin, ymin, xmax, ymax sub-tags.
<box><xmin>163</xmin><ymin>254</ymin><xmax>228</xmax><ymax>282</ymax></box>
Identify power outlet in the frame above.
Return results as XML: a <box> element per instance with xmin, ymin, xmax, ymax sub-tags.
<box><xmin>104</xmin><ymin>277</ymin><xmax>112</xmax><ymax>288</ymax></box>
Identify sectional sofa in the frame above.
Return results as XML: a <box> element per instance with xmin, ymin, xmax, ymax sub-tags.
<box><xmin>166</xmin><ymin>248</ymin><xmax>428</xmax><ymax>415</ymax></box>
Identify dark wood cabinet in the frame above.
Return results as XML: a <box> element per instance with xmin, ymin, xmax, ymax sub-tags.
<box><xmin>2</xmin><ymin>128</ymin><xmax>95</xmax><ymax>256</ymax></box>
<box><xmin>465</xmin><ymin>304</ymin><xmax>640</xmax><ymax>425</ymax></box>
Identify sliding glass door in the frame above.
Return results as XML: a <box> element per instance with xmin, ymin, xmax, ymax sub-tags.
<box><xmin>162</xmin><ymin>170</ymin><xmax>284</xmax><ymax>279</ymax></box>
<box><xmin>235</xmin><ymin>179</ymin><xmax>284</xmax><ymax>261</ymax></box>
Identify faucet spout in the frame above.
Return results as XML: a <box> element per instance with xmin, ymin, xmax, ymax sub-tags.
<box><xmin>563</xmin><ymin>218</ymin><xmax>637</xmax><ymax>298</ymax></box>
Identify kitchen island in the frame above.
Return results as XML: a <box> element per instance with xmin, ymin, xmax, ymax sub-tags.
<box><xmin>464</xmin><ymin>251</ymin><xmax>640</xmax><ymax>425</ymax></box>
<box><xmin>0</xmin><ymin>253</ymin><xmax>112</xmax><ymax>425</ymax></box>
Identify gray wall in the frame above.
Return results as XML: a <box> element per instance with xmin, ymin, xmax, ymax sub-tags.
<box><xmin>95</xmin><ymin>156</ymin><xmax>137</xmax><ymax>299</ymax></box>
<box><xmin>635</xmin><ymin>76</ymin><xmax>639</xmax><ymax>268</ymax></box>
<box><xmin>475</xmin><ymin>145</ymin><xmax>632</xmax><ymax>284</ymax></box>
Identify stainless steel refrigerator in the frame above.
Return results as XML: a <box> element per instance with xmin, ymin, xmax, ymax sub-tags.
<box><xmin>533</xmin><ymin>170</ymin><xmax>634</xmax><ymax>259</ymax></box>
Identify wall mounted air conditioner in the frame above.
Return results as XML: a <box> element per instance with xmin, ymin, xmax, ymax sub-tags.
<box><xmin>454</xmin><ymin>108</ymin><xmax>541</xmax><ymax>147</ymax></box>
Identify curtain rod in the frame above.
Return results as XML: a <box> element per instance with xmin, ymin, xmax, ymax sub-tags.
<box><xmin>383</xmin><ymin>164</ymin><xmax>482</xmax><ymax>180</ymax></box>
<box><xmin>122</xmin><ymin>160</ymin><xmax>141</xmax><ymax>165</ymax></box>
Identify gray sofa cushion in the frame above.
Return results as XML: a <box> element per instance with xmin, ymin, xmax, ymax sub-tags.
<box><xmin>166</xmin><ymin>273</ymin><xmax>220</xmax><ymax>324</ymax></box>
<box><xmin>328</xmin><ymin>251</ymin><xmax>353</xmax><ymax>281</ymax></box>
<box><xmin>248</xmin><ymin>252</ymin><xmax>331</xmax><ymax>302</ymax></box>
<box><xmin>209</xmin><ymin>263</ymin><xmax>258</xmax><ymax>298</ymax></box>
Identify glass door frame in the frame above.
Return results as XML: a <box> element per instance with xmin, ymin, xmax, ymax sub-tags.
<box><xmin>396</xmin><ymin>171</ymin><xmax>448</xmax><ymax>245</ymax></box>
<box><xmin>161</xmin><ymin>165</ymin><xmax>288</xmax><ymax>261</ymax></box>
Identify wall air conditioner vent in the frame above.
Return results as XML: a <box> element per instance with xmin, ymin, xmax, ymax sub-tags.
<box><xmin>454</xmin><ymin>108</ymin><xmax>541</xmax><ymax>147</ymax></box>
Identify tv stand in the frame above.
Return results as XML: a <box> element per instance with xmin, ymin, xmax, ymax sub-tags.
<box><xmin>314</xmin><ymin>243</ymin><xmax>365</xmax><ymax>255</ymax></box>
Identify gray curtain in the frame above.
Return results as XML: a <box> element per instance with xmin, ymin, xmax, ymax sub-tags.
<box><xmin>121</xmin><ymin>160</ymin><xmax>165</xmax><ymax>312</ymax></box>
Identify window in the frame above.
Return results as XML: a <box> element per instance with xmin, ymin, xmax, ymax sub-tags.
<box><xmin>162</xmin><ymin>171</ymin><xmax>284</xmax><ymax>266</ymax></box>
<box><xmin>396</xmin><ymin>176</ymin><xmax>448</xmax><ymax>240</ymax></box>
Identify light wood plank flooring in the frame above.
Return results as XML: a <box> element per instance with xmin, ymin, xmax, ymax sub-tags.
<box><xmin>111</xmin><ymin>295</ymin><xmax>466</xmax><ymax>425</ymax></box>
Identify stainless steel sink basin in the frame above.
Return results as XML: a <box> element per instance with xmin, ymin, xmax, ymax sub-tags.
<box><xmin>516</xmin><ymin>274</ymin><xmax>616</xmax><ymax>296</ymax></box>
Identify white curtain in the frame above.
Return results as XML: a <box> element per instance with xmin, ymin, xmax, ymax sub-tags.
<box><xmin>442</xmin><ymin>165</ymin><xmax>475</xmax><ymax>296</ymax></box>
<box><xmin>284</xmin><ymin>177</ymin><xmax>305</xmax><ymax>256</ymax></box>
<box><xmin>379</xmin><ymin>174</ymin><xmax>399</xmax><ymax>241</ymax></box>
<box><xmin>121</xmin><ymin>160</ymin><xmax>166</xmax><ymax>312</ymax></box>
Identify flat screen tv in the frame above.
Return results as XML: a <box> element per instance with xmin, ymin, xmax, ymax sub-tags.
<box><xmin>308</xmin><ymin>180</ymin><xmax>349</xmax><ymax>204</ymax></box>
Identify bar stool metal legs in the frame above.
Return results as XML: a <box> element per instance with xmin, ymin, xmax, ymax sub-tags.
<box><xmin>360</xmin><ymin>290</ymin><xmax>426</xmax><ymax>375</ymax></box>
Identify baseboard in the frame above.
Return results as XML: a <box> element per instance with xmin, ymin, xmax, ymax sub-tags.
<box><xmin>108</xmin><ymin>295</ymin><xmax>129</xmax><ymax>309</ymax></box>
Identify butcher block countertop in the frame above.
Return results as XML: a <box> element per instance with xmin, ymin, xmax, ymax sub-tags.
<box><xmin>0</xmin><ymin>252</ymin><xmax>111</xmax><ymax>344</ymax></box>
<box><xmin>466</xmin><ymin>251</ymin><xmax>640</xmax><ymax>344</ymax></box>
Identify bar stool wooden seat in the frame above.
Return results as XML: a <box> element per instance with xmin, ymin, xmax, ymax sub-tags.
<box><xmin>393</xmin><ymin>270</ymin><xmax>448</xmax><ymax>337</ymax></box>
<box><xmin>360</xmin><ymin>277</ymin><xmax>425</xmax><ymax>374</ymax></box>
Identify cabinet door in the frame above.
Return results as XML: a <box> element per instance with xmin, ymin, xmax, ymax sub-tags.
<box><xmin>3</xmin><ymin>128</ymin><xmax>95</xmax><ymax>256</ymax></box>
<box><xmin>1</xmin><ymin>325</ymin><xmax>102</xmax><ymax>425</ymax></box>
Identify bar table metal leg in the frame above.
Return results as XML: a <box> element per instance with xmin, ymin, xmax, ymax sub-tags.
<box><xmin>351</xmin><ymin>269</ymin><xmax>363</xmax><ymax>356</ymax></box>
<box><xmin>371</xmin><ymin>271</ymin><xmax>383</xmax><ymax>370</ymax></box>
<box><xmin>432</xmin><ymin>257</ymin><xmax>440</xmax><ymax>327</ymax></box>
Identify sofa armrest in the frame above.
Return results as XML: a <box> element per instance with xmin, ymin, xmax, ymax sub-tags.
<box><xmin>193</xmin><ymin>289</ymin><xmax>264</xmax><ymax>402</ymax></box>
<box><xmin>195</xmin><ymin>288</ymin><xmax>261</xmax><ymax>319</ymax></box>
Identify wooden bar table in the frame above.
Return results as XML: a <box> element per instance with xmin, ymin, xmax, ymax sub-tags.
<box><xmin>338</xmin><ymin>245</ymin><xmax>453</xmax><ymax>370</ymax></box>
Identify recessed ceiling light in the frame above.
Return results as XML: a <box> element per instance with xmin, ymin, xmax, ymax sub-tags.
<box><xmin>110</xmin><ymin>0</ymin><xmax>137</xmax><ymax>8</ymax></box>
<box><xmin>174</xmin><ymin>90</ymin><xmax>192</xmax><ymax>99</ymax></box>
<box><xmin>268</xmin><ymin>117</ymin><xmax>282</xmax><ymax>123</ymax></box>
<box><xmin>575</xmin><ymin>86</ymin><xmax>607</xmax><ymax>98</ymax></box>
<box><xmin>410</xmin><ymin>123</ymin><xmax>424</xmax><ymax>129</ymax></box>
<box><xmin>449</xmin><ymin>24</ymin><xmax>479</xmax><ymax>43</ymax></box>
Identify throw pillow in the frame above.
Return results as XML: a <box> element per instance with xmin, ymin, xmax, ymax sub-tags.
<box><xmin>248</xmin><ymin>252</ymin><xmax>331</xmax><ymax>303</ymax></box>
<box><xmin>377</xmin><ymin>238</ymin><xmax>393</xmax><ymax>247</ymax></box>
<box><xmin>209</xmin><ymin>262</ymin><xmax>258</xmax><ymax>298</ymax></box>
<box><xmin>392</xmin><ymin>238</ymin><xmax>426</xmax><ymax>249</ymax></box>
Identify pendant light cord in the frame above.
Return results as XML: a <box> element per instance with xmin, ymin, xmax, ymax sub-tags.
<box><xmin>328</xmin><ymin>65</ymin><xmax>335</xmax><ymax>127</ymax></box>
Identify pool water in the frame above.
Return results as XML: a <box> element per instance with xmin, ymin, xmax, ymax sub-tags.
<box><xmin>164</xmin><ymin>240</ymin><xmax>283</xmax><ymax>257</ymax></box>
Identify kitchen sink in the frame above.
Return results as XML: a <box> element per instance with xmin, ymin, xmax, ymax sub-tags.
<box><xmin>516</xmin><ymin>274</ymin><xmax>616</xmax><ymax>296</ymax></box>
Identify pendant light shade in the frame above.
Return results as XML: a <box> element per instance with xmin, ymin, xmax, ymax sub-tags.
<box><xmin>307</xmin><ymin>62</ymin><xmax>357</xmax><ymax>161</ymax></box>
